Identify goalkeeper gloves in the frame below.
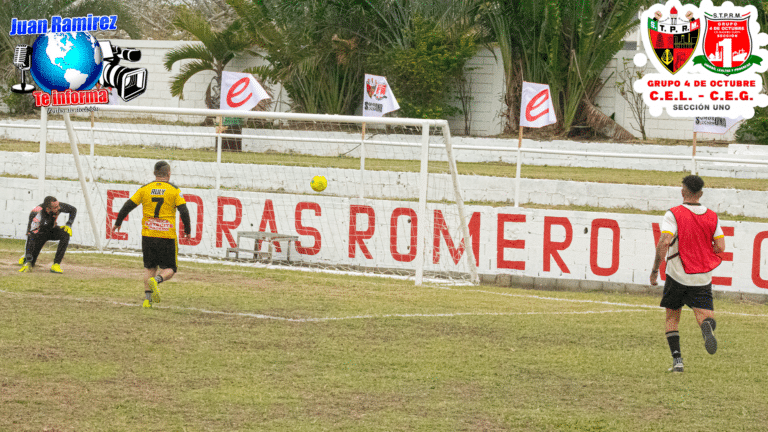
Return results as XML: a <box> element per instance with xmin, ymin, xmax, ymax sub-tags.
<box><xmin>61</xmin><ymin>225</ymin><xmax>72</xmax><ymax>236</ymax></box>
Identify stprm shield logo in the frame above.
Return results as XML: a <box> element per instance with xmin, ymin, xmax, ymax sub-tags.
<box><xmin>648</xmin><ymin>6</ymin><xmax>700</xmax><ymax>74</ymax></box>
<box><xmin>365</xmin><ymin>77</ymin><xmax>388</xmax><ymax>101</ymax></box>
<box><xmin>694</xmin><ymin>11</ymin><xmax>762</xmax><ymax>75</ymax></box>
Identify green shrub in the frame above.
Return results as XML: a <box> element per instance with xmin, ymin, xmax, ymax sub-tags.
<box><xmin>735</xmin><ymin>106</ymin><xmax>768</xmax><ymax>144</ymax></box>
<box><xmin>371</xmin><ymin>16</ymin><xmax>476</xmax><ymax>120</ymax></box>
<box><xmin>1</xmin><ymin>86</ymin><xmax>37</xmax><ymax>116</ymax></box>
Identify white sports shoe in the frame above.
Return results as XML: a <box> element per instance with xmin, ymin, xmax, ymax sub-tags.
<box><xmin>668</xmin><ymin>357</ymin><xmax>684</xmax><ymax>373</ymax></box>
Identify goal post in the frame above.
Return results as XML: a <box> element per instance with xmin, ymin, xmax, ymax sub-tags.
<box><xmin>441</xmin><ymin>124</ymin><xmax>479</xmax><ymax>284</ymax></box>
<box><xmin>62</xmin><ymin>112</ymin><xmax>101</xmax><ymax>251</ymax></box>
<box><xmin>35</xmin><ymin>105</ymin><xmax>479</xmax><ymax>285</ymax></box>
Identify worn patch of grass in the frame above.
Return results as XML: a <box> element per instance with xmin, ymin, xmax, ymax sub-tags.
<box><xmin>1</xmin><ymin>239</ymin><xmax>767</xmax><ymax>431</ymax></box>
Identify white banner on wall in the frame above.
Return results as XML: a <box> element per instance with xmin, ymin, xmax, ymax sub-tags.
<box><xmin>693</xmin><ymin>116</ymin><xmax>743</xmax><ymax>134</ymax></box>
<box><xmin>4</xmin><ymin>177</ymin><xmax>768</xmax><ymax>295</ymax></box>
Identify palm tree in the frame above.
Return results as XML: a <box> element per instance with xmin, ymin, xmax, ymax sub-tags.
<box><xmin>163</xmin><ymin>7</ymin><xmax>251</xmax><ymax>109</ymax></box>
<box><xmin>558</xmin><ymin>0</ymin><xmax>644</xmax><ymax>138</ymax></box>
<box><xmin>480</xmin><ymin>0</ymin><xmax>648</xmax><ymax>138</ymax></box>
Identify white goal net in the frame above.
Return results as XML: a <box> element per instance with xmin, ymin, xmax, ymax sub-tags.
<box><xmin>1</xmin><ymin>106</ymin><xmax>479</xmax><ymax>285</ymax></box>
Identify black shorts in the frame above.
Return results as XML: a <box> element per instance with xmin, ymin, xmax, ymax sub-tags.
<box><xmin>142</xmin><ymin>236</ymin><xmax>178</xmax><ymax>272</ymax></box>
<box><xmin>660</xmin><ymin>275</ymin><xmax>714</xmax><ymax>311</ymax></box>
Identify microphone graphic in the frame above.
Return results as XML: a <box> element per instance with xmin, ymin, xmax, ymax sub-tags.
<box><xmin>11</xmin><ymin>44</ymin><xmax>35</xmax><ymax>94</ymax></box>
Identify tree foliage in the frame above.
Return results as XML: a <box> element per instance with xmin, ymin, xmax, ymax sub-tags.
<box><xmin>371</xmin><ymin>15</ymin><xmax>476</xmax><ymax>119</ymax></box>
<box><xmin>227</xmin><ymin>0</ymin><xmax>364</xmax><ymax>115</ymax></box>
<box><xmin>730</xmin><ymin>0</ymin><xmax>768</xmax><ymax>143</ymax></box>
<box><xmin>228</xmin><ymin>0</ymin><xmax>479</xmax><ymax>117</ymax></box>
<box><xmin>480</xmin><ymin>0</ymin><xmax>651</xmax><ymax>137</ymax></box>
<box><xmin>616</xmin><ymin>58</ymin><xmax>649</xmax><ymax>140</ymax></box>
<box><xmin>735</xmin><ymin>107</ymin><xmax>768</xmax><ymax>144</ymax></box>
<box><xmin>163</xmin><ymin>7</ymin><xmax>251</xmax><ymax>109</ymax></box>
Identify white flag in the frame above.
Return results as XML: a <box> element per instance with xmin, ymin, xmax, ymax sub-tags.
<box><xmin>519</xmin><ymin>81</ymin><xmax>557</xmax><ymax>128</ymax></box>
<box><xmin>108</xmin><ymin>87</ymin><xmax>119</xmax><ymax>105</ymax></box>
<box><xmin>693</xmin><ymin>116</ymin><xmax>743</xmax><ymax>134</ymax></box>
<box><xmin>363</xmin><ymin>74</ymin><xmax>399</xmax><ymax>117</ymax></box>
<box><xmin>220</xmin><ymin>71</ymin><xmax>270</xmax><ymax>111</ymax></box>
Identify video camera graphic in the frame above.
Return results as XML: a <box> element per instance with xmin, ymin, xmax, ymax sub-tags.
<box><xmin>98</xmin><ymin>40</ymin><xmax>147</xmax><ymax>102</ymax></box>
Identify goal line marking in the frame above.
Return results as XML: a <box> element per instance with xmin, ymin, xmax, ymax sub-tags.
<box><xmin>0</xmin><ymin>288</ymin><xmax>656</xmax><ymax>321</ymax></box>
<box><xmin>2</xmin><ymin>288</ymin><xmax>766</xmax><ymax>321</ymax></box>
<box><xmin>4</xmin><ymin>251</ymin><xmax>766</xmax><ymax>319</ymax></box>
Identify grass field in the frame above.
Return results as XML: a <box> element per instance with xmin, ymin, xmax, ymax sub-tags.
<box><xmin>2</xmin><ymin>238</ymin><xmax>767</xmax><ymax>431</ymax></box>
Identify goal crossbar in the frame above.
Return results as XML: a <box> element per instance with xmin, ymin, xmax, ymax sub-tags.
<box><xmin>47</xmin><ymin>105</ymin><xmax>480</xmax><ymax>285</ymax></box>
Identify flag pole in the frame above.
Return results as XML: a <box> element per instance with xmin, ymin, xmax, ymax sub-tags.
<box><xmin>691</xmin><ymin>131</ymin><xmax>697</xmax><ymax>175</ymax></box>
<box><xmin>514</xmin><ymin>126</ymin><xmax>523</xmax><ymax>207</ymax></box>
<box><xmin>216</xmin><ymin>116</ymin><xmax>223</xmax><ymax>191</ymax></box>
<box><xmin>89</xmin><ymin>111</ymin><xmax>95</xmax><ymax>183</ymax></box>
<box><xmin>360</xmin><ymin>122</ymin><xmax>366</xmax><ymax>199</ymax></box>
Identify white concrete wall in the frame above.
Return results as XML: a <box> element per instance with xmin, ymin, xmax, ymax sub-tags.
<box><xmin>1</xmin><ymin>115</ymin><xmax>764</xmax><ymax>178</ymax></box>
<box><xmin>3</xmin><ymin>150</ymin><xmax>768</xmax><ymax>217</ymax></box>
<box><xmin>445</xmin><ymin>47</ymin><xmax>506</xmax><ymax>136</ymax></box>
<box><xmin>3</xmin><ymin>176</ymin><xmax>768</xmax><ymax>296</ymax></box>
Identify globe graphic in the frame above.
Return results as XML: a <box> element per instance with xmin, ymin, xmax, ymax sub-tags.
<box><xmin>29</xmin><ymin>32</ymin><xmax>103</xmax><ymax>93</ymax></box>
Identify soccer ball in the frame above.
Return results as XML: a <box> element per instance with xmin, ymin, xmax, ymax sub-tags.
<box><xmin>310</xmin><ymin>175</ymin><xmax>327</xmax><ymax>192</ymax></box>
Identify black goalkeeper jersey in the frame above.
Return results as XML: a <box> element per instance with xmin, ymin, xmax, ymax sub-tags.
<box><xmin>26</xmin><ymin>202</ymin><xmax>77</xmax><ymax>235</ymax></box>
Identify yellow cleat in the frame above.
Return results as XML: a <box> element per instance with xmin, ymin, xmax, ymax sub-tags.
<box><xmin>148</xmin><ymin>277</ymin><xmax>161</xmax><ymax>303</ymax></box>
<box><xmin>18</xmin><ymin>255</ymin><xmax>25</xmax><ymax>265</ymax></box>
<box><xmin>50</xmin><ymin>263</ymin><xmax>63</xmax><ymax>274</ymax></box>
<box><xmin>19</xmin><ymin>264</ymin><xmax>31</xmax><ymax>273</ymax></box>
<box><xmin>142</xmin><ymin>299</ymin><xmax>152</xmax><ymax>308</ymax></box>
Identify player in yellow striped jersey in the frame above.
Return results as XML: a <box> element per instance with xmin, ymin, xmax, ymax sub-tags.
<box><xmin>111</xmin><ymin>161</ymin><xmax>191</xmax><ymax>308</ymax></box>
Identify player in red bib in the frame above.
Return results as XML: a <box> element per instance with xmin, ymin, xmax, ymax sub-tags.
<box><xmin>651</xmin><ymin>175</ymin><xmax>724</xmax><ymax>373</ymax></box>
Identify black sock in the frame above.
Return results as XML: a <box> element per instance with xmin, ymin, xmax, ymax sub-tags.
<box><xmin>702</xmin><ymin>317</ymin><xmax>716</xmax><ymax>331</ymax></box>
<box><xmin>666</xmin><ymin>331</ymin><xmax>681</xmax><ymax>358</ymax></box>
<box><xmin>155</xmin><ymin>275</ymin><xmax>164</xmax><ymax>284</ymax></box>
<box><xmin>145</xmin><ymin>290</ymin><xmax>152</xmax><ymax>301</ymax></box>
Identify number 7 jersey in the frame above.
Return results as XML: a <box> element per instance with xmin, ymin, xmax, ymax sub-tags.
<box><xmin>129</xmin><ymin>181</ymin><xmax>187</xmax><ymax>239</ymax></box>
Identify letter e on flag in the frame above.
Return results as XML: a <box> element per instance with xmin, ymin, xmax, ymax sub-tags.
<box><xmin>220</xmin><ymin>71</ymin><xmax>271</xmax><ymax>111</ymax></box>
<box><xmin>519</xmin><ymin>81</ymin><xmax>557</xmax><ymax>128</ymax></box>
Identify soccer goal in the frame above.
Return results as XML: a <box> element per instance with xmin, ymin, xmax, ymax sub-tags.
<box><xmin>15</xmin><ymin>105</ymin><xmax>479</xmax><ymax>285</ymax></box>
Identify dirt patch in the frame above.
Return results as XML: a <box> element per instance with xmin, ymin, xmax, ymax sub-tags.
<box><xmin>1</xmin><ymin>250</ymin><xmax>276</xmax><ymax>290</ymax></box>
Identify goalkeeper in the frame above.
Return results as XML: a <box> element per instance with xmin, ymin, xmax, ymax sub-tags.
<box><xmin>111</xmin><ymin>161</ymin><xmax>191</xmax><ymax>308</ymax></box>
<box><xmin>19</xmin><ymin>196</ymin><xmax>77</xmax><ymax>274</ymax></box>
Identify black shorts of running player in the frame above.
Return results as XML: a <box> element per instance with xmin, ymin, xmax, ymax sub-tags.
<box><xmin>660</xmin><ymin>275</ymin><xmax>714</xmax><ymax>311</ymax></box>
<box><xmin>141</xmin><ymin>236</ymin><xmax>178</xmax><ymax>273</ymax></box>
